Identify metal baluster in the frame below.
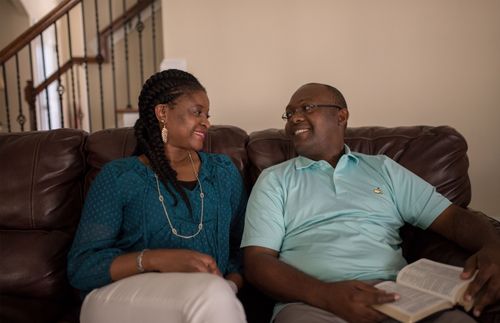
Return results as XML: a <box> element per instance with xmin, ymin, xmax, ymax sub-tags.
<box><xmin>109</xmin><ymin>0</ymin><xmax>118</xmax><ymax>127</ymax></box>
<box><xmin>81</xmin><ymin>1</ymin><xmax>92</xmax><ymax>132</ymax></box>
<box><xmin>66</xmin><ymin>12</ymin><xmax>78</xmax><ymax>129</ymax></box>
<box><xmin>136</xmin><ymin>10</ymin><xmax>144</xmax><ymax>85</ymax></box>
<box><xmin>2</xmin><ymin>64</ymin><xmax>11</xmax><ymax>132</ymax></box>
<box><xmin>15</xmin><ymin>54</ymin><xmax>26</xmax><ymax>131</ymax></box>
<box><xmin>94</xmin><ymin>0</ymin><xmax>105</xmax><ymax>129</ymax></box>
<box><xmin>28</xmin><ymin>43</ymin><xmax>37</xmax><ymax>130</ymax></box>
<box><xmin>40</xmin><ymin>32</ymin><xmax>51</xmax><ymax>129</ymax></box>
<box><xmin>54</xmin><ymin>22</ymin><xmax>65</xmax><ymax>128</ymax></box>
<box><xmin>151</xmin><ymin>0</ymin><xmax>157</xmax><ymax>71</ymax></box>
<box><xmin>123</xmin><ymin>0</ymin><xmax>132</xmax><ymax>109</ymax></box>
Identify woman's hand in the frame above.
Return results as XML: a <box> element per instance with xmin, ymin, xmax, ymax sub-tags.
<box><xmin>110</xmin><ymin>248</ymin><xmax>221</xmax><ymax>282</ymax></box>
<box><xmin>145</xmin><ymin>249</ymin><xmax>222</xmax><ymax>275</ymax></box>
<box><xmin>225</xmin><ymin>272</ymin><xmax>244</xmax><ymax>293</ymax></box>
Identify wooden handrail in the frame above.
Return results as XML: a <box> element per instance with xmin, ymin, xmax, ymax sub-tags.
<box><xmin>0</xmin><ymin>0</ymin><xmax>81</xmax><ymax>65</ymax></box>
<box><xmin>33</xmin><ymin>56</ymin><xmax>100</xmax><ymax>96</ymax></box>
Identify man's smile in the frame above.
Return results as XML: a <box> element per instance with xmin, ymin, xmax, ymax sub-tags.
<box><xmin>294</xmin><ymin>128</ymin><xmax>311</xmax><ymax>136</ymax></box>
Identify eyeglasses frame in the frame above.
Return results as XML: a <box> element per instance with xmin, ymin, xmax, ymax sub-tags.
<box><xmin>282</xmin><ymin>104</ymin><xmax>344</xmax><ymax>121</ymax></box>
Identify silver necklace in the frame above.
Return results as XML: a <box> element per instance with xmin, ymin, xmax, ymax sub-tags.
<box><xmin>154</xmin><ymin>152</ymin><xmax>204</xmax><ymax>239</ymax></box>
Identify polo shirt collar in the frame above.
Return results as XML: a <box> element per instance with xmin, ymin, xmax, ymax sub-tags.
<box><xmin>294</xmin><ymin>144</ymin><xmax>359</xmax><ymax>170</ymax></box>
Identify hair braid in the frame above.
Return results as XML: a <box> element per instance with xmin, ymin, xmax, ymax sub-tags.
<box><xmin>133</xmin><ymin>69</ymin><xmax>206</xmax><ymax>214</ymax></box>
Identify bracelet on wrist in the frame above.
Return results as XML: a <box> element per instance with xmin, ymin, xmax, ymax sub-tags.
<box><xmin>136</xmin><ymin>249</ymin><xmax>149</xmax><ymax>273</ymax></box>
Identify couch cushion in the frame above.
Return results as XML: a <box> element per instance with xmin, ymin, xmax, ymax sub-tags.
<box><xmin>0</xmin><ymin>230</ymin><xmax>72</xmax><ymax>297</ymax></box>
<box><xmin>247</xmin><ymin>126</ymin><xmax>470</xmax><ymax>207</ymax></box>
<box><xmin>0</xmin><ymin>129</ymin><xmax>86</xmax><ymax>300</ymax></box>
<box><xmin>0</xmin><ymin>292</ymin><xmax>80</xmax><ymax>323</ymax></box>
<box><xmin>0</xmin><ymin>129</ymin><xmax>86</xmax><ymax>230</ymax></box>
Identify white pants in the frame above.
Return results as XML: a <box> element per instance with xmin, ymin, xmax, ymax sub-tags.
<box><xmin>80</xmin><ymin>272</ymin><xmax>247</xmax><ymax>323</ymax></box>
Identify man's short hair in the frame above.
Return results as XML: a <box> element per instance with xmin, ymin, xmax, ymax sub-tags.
<box><xmin>303</xmin><ymin>83</ymin><xmax>348</xmax><ymax>109</ymax></box>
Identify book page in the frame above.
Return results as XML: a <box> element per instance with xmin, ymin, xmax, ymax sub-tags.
<box><xmin>374</xmin><ymin>281</ymin><xmax>452</xmax><ymax>322</ymax></box>
<box><xmin>396</xmin><ymin>259</ymin><xmax>471</xmax><ymax>303</ymax></box>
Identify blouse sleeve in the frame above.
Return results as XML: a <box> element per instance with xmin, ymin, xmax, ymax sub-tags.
<box><xmin>67</xmin><ymin>162</ymin><xmax>127</xmax><ymax>293</ymax></box>
<box><xmin>225</xmin><ymin>158</ymin><xmax>247</xmax><ymax>274</ymax></box>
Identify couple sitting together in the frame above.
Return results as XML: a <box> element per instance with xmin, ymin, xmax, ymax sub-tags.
<box><xmin>68</xmin><ymin>69</ymin><xmax>500</xmax><ymax>323</ymax></box>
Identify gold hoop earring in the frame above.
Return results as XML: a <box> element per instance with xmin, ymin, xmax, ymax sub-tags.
<box><xmin>161</xmin><ymin>122</ymin><xmax>168</xmax><ymax>143</ymax></box>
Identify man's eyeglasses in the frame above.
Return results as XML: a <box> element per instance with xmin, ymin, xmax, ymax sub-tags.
<box><xmin>281</xmin><ymin>104</ymin><xmax>343</xmax><ymax>121</ymax></box>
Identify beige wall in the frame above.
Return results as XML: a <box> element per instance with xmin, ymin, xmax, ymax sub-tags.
<box><xmin>0</xmin><ymin>1</ymin><xmax>29</xmax><ymax>49</ymax></box>
<box><xmin>162</xmin><ymin>0</ymin><xmax>500</xmax><ymax>218</ymax></box>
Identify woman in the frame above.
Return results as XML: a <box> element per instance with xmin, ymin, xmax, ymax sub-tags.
<box><xmin>68</xmin><ymin>69</ymin><xmax>247</xmax><ymax>323</ymax></box>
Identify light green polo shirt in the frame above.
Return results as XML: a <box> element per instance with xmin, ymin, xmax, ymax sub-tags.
<box><xmin>241</xmin><ymin>145</ymin><xmax>451</xmax><ymax>317</ymax></box>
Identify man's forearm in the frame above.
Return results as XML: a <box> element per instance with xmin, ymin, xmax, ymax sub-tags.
<box><xmin>244</xmin><ymin>252</ymin><xmax>326</xmax><ymax>307</ymax></box>
<box><xmin>431</xmin><ymin>205</ymin><xmax>500</xmax><ymax>251</ymax></box>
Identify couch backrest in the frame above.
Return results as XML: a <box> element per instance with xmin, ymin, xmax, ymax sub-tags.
<box><xmin>0</xmin><ymin>129</ymin><xmax>86</xmax><ymax>298</ymax></box>
<box><xmin>84</xmin><ymin>125</ymin><xmax>249</xmax><ymax>194</ymax></box>
<box><xmin>247</xmin><ymin>125</ymin><xmax>471</xmax><ymax>207</ymax></box>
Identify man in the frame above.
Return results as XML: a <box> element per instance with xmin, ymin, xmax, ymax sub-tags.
<box><xmin>241</xmin><ymin>83</ymin><xmax>500</xmax><ymax>323</ymax></box>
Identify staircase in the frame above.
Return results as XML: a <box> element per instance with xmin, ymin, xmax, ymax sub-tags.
<box><xmin>0</xmin><ymin>0</ymin><xmax>163</xmax><ymax>133</ymax></box>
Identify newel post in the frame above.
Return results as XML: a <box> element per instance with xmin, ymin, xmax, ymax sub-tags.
<box><xmin>24</xmin><ymin>80</ymin><xmax>37</xmax><ymax>131</ymax></box>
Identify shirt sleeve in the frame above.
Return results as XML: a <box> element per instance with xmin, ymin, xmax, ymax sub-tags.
<box><xmin>241</xmin><ymin>168</ymin><xmax>286</xmax><ymax>251</ymax></box>
<box><xmin>67</xmin><ymin>163</ymin><xmax>126</xmax><ymax>293</ymax></box>
<box><xmin>383</xmin><ymin>157</ymin><xmax>452</xmax><ymax>229</ymax></box>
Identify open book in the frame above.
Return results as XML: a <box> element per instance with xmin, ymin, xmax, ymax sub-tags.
<box><xmin>373</xmin><ymin>258</ymin><xmax>475</xmax><ymax>323</ymax></box>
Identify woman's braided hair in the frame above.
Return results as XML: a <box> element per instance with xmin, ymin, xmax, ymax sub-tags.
<box><xmin>133</xmin><ymin>69</ymin><xmax>206</xmax><ymax>213</ymax></box>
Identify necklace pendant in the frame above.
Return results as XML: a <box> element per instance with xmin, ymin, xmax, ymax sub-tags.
<box><xmin>198</xmin><ymin>224</ymin><xmax>203</xmax><ymax>230</ymax></box>
<box><xmin>172</xmin><ymin>228</ymin><xmax>178</xmax><ymax>235</ymax></box>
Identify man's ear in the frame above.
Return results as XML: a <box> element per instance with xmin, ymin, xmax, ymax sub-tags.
<box><xmin>338</xmin><ymin>108</ymin><xmax>349</xmax><ymax>125</ymax></box>
<box><xmin>154</xmin><ymin>104</ymin><xmax>168</xmax><ymax>122</ymax></box>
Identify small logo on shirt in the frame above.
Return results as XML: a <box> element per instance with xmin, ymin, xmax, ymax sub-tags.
<box><xmin>373</xmin><ymin>187</ymin><xmax>383</xmax><ymax>194</ymax></box>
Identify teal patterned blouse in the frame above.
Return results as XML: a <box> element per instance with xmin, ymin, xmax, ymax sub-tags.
<box><xmin>67</xmin><ymin>152</ymin><xmax>247</xmax><ymax>294</ymax></box>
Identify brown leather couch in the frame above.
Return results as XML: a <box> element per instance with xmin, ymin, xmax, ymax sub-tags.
<box><xmin>0</xmin><ymin>125</ymin><xmax>499</xmax><ymax>323</ymax></box>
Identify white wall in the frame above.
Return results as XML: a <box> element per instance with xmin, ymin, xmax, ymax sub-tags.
<box><xmin>164</xmin><ymin>1</ymin><xmax>500</xmax><ymax>218</ymax></box>
<box><xmin>18</xmin><ymin>0</ymin><xmax>58</xmax><ymax>23</ymax></box>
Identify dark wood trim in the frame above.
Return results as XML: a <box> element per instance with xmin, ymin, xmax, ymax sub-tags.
<box><xmin>0</xmin><ymin>0</ymin><xmax>81</xmax><ymax>64</ymax></box>
<box><xmin>24</xmin><ymin>80</ymin><xmax>37</xmax><ymax>130</ymax></box>
<box><xmin>33</xmin><ymin>56</ymin><xmax>99</xmax><ymax>95</ymax></box>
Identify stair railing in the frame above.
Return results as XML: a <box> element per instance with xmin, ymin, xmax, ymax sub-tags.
<box><xmin>0</xmin><ymin>0</ymin><xmax>161</xmax><ymax>133</ymax></box>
